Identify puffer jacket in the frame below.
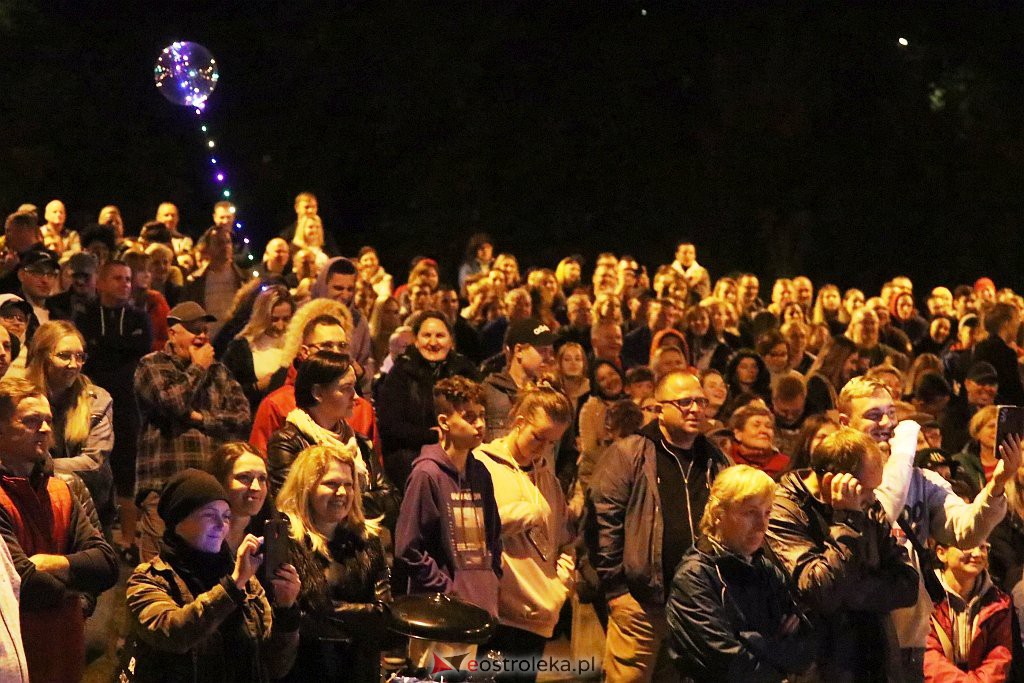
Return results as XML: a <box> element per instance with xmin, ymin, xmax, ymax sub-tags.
<box><xmin>125</xmin><ymin>555</ymin><xmax>300</xmax><ymax>683</ymax></box>
<box><xmin>666</xmin><ymin>536</ymin><xmax>816</xmax><ymax>682</ymax></box>
<box><xmin>766</xmin><ymin>470</ymin><xmax>920</xmax><ymax>682</ymax></box>
<box><xmin>584</xmin><ymin>431</ymin><xmax>730</xmax><ymax>606</ymax></box>
<box><xmin>377</xmin><ymin>345</ymin><xmax>480</xmax><ymax>489</ymax></box>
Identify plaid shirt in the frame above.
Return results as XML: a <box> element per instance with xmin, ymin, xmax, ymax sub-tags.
<box><xmin>133</xmin><ymin>349</ymin><xmax>250</xmax><ymax>495</ymax></box>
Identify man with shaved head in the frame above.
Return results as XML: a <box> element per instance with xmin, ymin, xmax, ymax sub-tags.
<box><xmin>42</xmin><ymin>199</ymin><xmax>79</xmax><ymax>255</ymax></box>
<box><xmin>586</xmin><ymin>371</ymin><xmax>731</xmax><ymax>682</ymax></box>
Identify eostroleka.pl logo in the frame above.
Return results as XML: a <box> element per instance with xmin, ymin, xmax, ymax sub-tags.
<box><xmin>429</xmin><ymin>650</ymin><xmax>598</xmax><ymax>678</ymax></box>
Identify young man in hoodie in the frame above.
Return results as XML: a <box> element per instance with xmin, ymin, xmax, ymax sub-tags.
<box><xmin>395</xmin><ymin>376</ymin><xmax>502</xmax><ymax>666</ymax></box>
<box><xmin>482</xmin><ymin>317</ymin><xmax>556</xmax><ymax>442</ymax></box>
<box><xmin>476</xmin><ymin>386</ymin><xmax>575</xmax><ymax>682</ymax></box>
<box><xmin>839</xmin><ymin>376</ymin><xmax>1014</xmax><ymax>681</ymax></box>
<box><xmin>925</xmin><ymin>541</ymin><xmax>1012</xmax><ymax>681</ymax></box>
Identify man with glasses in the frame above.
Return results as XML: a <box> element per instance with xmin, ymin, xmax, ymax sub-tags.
<box><xmin>133</xmin><ymin>302</ymin><xmax>249</xmax><ymax>560</ymax></box>
<box><xmin>250</xmin><ymin>314</ymin><xmax>361</xmax><ymax>453</ymax></box>
<box><xmin>0</xmin><ymin>376</ymin><xmax>117</xmax><ymax>681</ymax></box>
<box><xmin>586</xmin><ymin>371</ymin><xmax>730</xmax><ymax>682</ymax></box>
<box><xmin>76</xmin><ymin>260</ymin><xmax>153</xmax><ymax>562</ymax></box>
<box><xmin>838</xmin><ymin>376</ymin><xmax>1015</xmax><ymax>682</ymax></box>
<box><xmin>15</xmin><ymin>249</ymin><xmax>60</xmax><ymax>338</ymax></box>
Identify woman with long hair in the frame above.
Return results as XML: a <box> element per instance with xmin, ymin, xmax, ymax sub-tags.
<box><xmin>555</xmin><ymin>256</ymin><xmax>583</xmax><ymax>298</ymax></box>
<box><xmin>720</xmin><ymin>349</ymin><xmax>773</xmax><ymax>419</ymax></box>
<box><xmin>206</xmin><ymin>441</ymin><xmax>271</xmax><ymax>552</ymax></box>
<box><xmin>804</xmin><ymin>336</ymin><xmax>863</xmax><ymax>416</ymax></box>
<box><xmin>26</xmin><ymin>320</ymin><xmax>115</xmax><ymax>521</ymax></box>
<box><xmin>475</xmin><ymin>388</ymin><xmax>575</xmax><ymax>680</ymax></box>
<box><xmin>222</xmin><ymin>285</ymin><xmax>296</xmax><ymax>415</ymax></box>
<box><xmin>839</xmin><ymin>288</ymin><xmax>865</xmax><ymax>326</ymax></box>
<box><xmin>701</xmin><ymin>368</ymin><xmax>729</xmax><ymax>425</ymax></box>
<box><xmin>368</xmin><ymin>296</ymin><xmax>402</xmax><ymax>367</ymax></box>
<box><xmin>683</xmin><ymin>305</ymin><xmax>728</xmax><ymax>372</ymax></box>
<box><xmin>812</xmin><ymin>284</ymin><xmax>846</xmax><ymax>336</ymax></box>
<box><xmin>493</xmin><ymin>253</ymin><xmax>521</xmax><ymax>289</ymax></box>
<box><xmin>902</xmin><ymin>352</ymin><xmax>943</xmax><ymax>401</ymax></box>
<box><xmin>290</xmin><ymin>214</ymin><xmax>331</xmax><ymax>269</ymax></box>
<box><xmin>555</xmin><ymin>341</ymin><xmax>590</xmax><ymax>414</ymax></box>
<box><xmin>275</xmin><ymin>443</ymin><xmax>390</xmax><ymax>682</ymax></box>
<box><xmin>356</xmin><ymin>246</ymin><xmax>393</xmax><ymax>300</ymax></box>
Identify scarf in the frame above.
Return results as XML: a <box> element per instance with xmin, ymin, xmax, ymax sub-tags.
<box><xmin>285</xmin><ymin>408</ymin><xmax>369</xmax><ymax>483</ymax></box>
<box><xmin>159</xmin><ymin>532</ymin><xmax>234</xmax><ymax>596</ymax></box>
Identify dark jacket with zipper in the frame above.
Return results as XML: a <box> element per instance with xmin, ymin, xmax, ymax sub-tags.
<box><xmin>667</xmin><ymin>536</ymin><xmax>816</xmax><ymax>682</ymax></box>
<box><xmin>766</xmin><ymin>470</ymin><xmax>920</xmax><ymax>682</ymax></box>
<box><xmin>585</xmin><ymin>428</ymin><xmax>730</xmax><ymax>606</ymax></box>
<box><xmin>278</xmin><ymin>527</ymin><xmax>389</xmax><ymax>683</ymax></box>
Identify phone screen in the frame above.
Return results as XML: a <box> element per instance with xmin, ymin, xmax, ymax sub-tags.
<box><xmin>996</xmin><ymin>405</ymin><xmax>1024</xmax><ymax>457</ymax></box>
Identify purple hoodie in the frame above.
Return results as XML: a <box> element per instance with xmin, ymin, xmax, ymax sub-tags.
<box><xmin>395</xmin><ymin>443</ymin><xmax>503</xmax><ymax>616</ymax></box>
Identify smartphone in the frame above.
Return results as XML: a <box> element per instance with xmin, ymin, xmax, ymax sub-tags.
<box><xmin>260</xmin><ymin>515</ymin><xmax>290</xmax><ymax>590</ymax></box>
<box><xmin>996</xmin><ymin>405</ymin><xmax>1024</xmax><ymax>457</ymax></box>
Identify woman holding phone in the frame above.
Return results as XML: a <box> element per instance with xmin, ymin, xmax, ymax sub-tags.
<box><xmin>125</xmin><ymin>468</ymin><xmax>301</xmax><ymax>682</ymax></box>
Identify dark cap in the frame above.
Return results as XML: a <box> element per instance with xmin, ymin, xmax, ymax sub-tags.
<box><xmin>68</xmin><ymin>252</ymin><xmax>98</xmax><ymax>276</ymax></box>
<box><xmin>167</xmin><ymin>301</ymin><xmax>217</xmax><ymax>325</ymax></box>
<box><xmin>157</xmin><ymin>469</ymin><xmax>229</xmax><ymax>532</ymax></box>
<box><xmin>0</xmin><ymin>294</ymin><xmax>32</xmax><ymax>317</ymax></box>
<box><xmin>504</xmin><ymin>317</ymin><xmax>557</xmax><ymax>348</ymax></box>
<box><xmin>18</xmin><ymin>248</ymin><xmax>59</xmax><ymax>273</ymax></box>
<box><xmin>966</xmin><ymin>361</ymin><xmax>998</xmax><ymax>386</ymax></box>
<box><xmin>915</xmin><ymin>448</ymin><xmax>957</xmax><ymax>476</ymax></box>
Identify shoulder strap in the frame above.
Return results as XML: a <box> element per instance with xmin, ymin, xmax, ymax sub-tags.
<box><xmin>930</xmin><ymin>613</ymin><xmax>955</xmax><ymax>661</ymax></box>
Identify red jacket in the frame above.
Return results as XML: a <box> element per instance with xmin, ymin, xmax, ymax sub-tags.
<box><xmin>924</xmin><ymin>574</ymin><xmax>1012</xmax><ymax>683</ymax></box>
<box><xmin>249</xmin><ymin>364</ymin><xmax>381</xmax><ymax>462</ymax></box>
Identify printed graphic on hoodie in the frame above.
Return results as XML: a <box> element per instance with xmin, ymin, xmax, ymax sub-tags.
<box><xmin>449</xmin><ymin>490</ymin><xmax>491</xmax><ymax>570</ymax></box>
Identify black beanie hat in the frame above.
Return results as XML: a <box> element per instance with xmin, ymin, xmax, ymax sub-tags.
<box><xmin>158</xmin><ymin>469</ymin><xmax>230</xmax><ymax>532</ymax></box>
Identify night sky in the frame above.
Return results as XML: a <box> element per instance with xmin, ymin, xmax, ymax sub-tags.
<box><xmin>4</xmin><ymin>2</ymin><xmax>1024</xmax><ymax>292</ymax></box>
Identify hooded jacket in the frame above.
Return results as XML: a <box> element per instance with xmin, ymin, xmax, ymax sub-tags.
<box><xmin>395</xmin><ymin>443</ymin><xmax>502</xmax><ymax>617</ymax></box>
<box><xmin>666</xmin><ymin>536</ymin><xmax>816</xmax><ymax>682</ymax></box>
<box><xmin>482</xmin><ymin>370</ymin><xmax>519</xmax><ymax>442</ymax></box>
<box><xmin>475</xmin><ymin>439</ymin><xmax>575</xmax><ymax>637</ymax></box>
<box><xmin>766</xmin><ymin>470</ymin><xmax>920</xmax><ymax>681</ymax></box>
<box><xmin>311</xmin><ymin>257</ymin><xmax>372</xmax><ymax>369</ymax></box>
<box><xmin>924</xmin><ymin>570</ymin><xmax>1012</xmax><ymax>682</ymax></box>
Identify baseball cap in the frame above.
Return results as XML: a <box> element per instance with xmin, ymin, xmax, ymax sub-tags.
<box><xmin>504</xmin><ymin>317</ymin><xmax>557</xmax><ymax>348</ymax></box>
<box><xmin>167</xmin><ymin>301</ymin><xmax>217</xmax><ymax>325</ymax></box>
<box><xmin>0</xmin><ymin>294</ymin><xmax>32</xmax><ymax>318</ymax></box>
<box><xmin>914</xmin><ymin>448</ymin><xmax>957</xmax><ymax>477</ymax></box>
<box><xmin>965</xmin><ymin>361</ymin><xmax>998</xmax><ymax>385</ymax></box>
<box><xmin>18</xmin><ymin>249</ymin><xmax>59</xmax><ymax>274</ymax></box>
<box><xmin>68</xmin><ymin>252</ymin><xmax>98</xmax><ymax>276</ymax></box>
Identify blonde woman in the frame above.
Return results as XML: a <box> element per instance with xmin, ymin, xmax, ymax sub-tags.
<box><xmin>222</xmin><ymin>285</ymin><xmax>295</xmax><ymax>415</ymax></box>
<box><xmin>276</xmin><ymin>443</ymin><xmax>390</xmax><ymax>682</ymax></box>
<box><xmin>475</xmin><ymin>387</ymin><xmax>575</xmax><ymax>679</ymax></box>
<box><xmin>290</xmin><ymin>214</ymin><xmax>330</xmax><ymax>269</ymax></box>
<box><xmin>667</xmin><ymin>465</ymin><xmax>813</xmax><ymax>680</ymax></box>
<box><xmin>26</xmin><ymin>320</ymin><xmax>114</xmax><ymax>520</ymax></box>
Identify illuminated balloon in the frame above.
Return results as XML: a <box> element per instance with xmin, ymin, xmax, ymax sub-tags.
<box><xmin>154</xmin><ymin>41</ymin><xmax>219</xmax><ymax>109</ymax></box>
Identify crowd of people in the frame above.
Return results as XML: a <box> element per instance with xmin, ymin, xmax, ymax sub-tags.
<box><xmin>0</xmin><ymin>193</ymin><xmax>1020</xmax><ymax>682</ymax></box>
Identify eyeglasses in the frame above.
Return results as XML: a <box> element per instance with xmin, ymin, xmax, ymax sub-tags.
<box><xmin>53</xmin><ymin>350</ymin><xmax>87</xmax><ymax>366</ymax></box>
<box><xmin>308</xmin><ymin>341</ymin><xmax>349</xmax><ymax>354</ymax></box>
<box><xmin>657</xmin><ymin>397</ymin><xmax>710</xmax><ymax>412</ymax></box>
<box><xmin>0</xmin><ymin>313</ymin><xmax>27</xmax><ymax>324</ymax></box>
